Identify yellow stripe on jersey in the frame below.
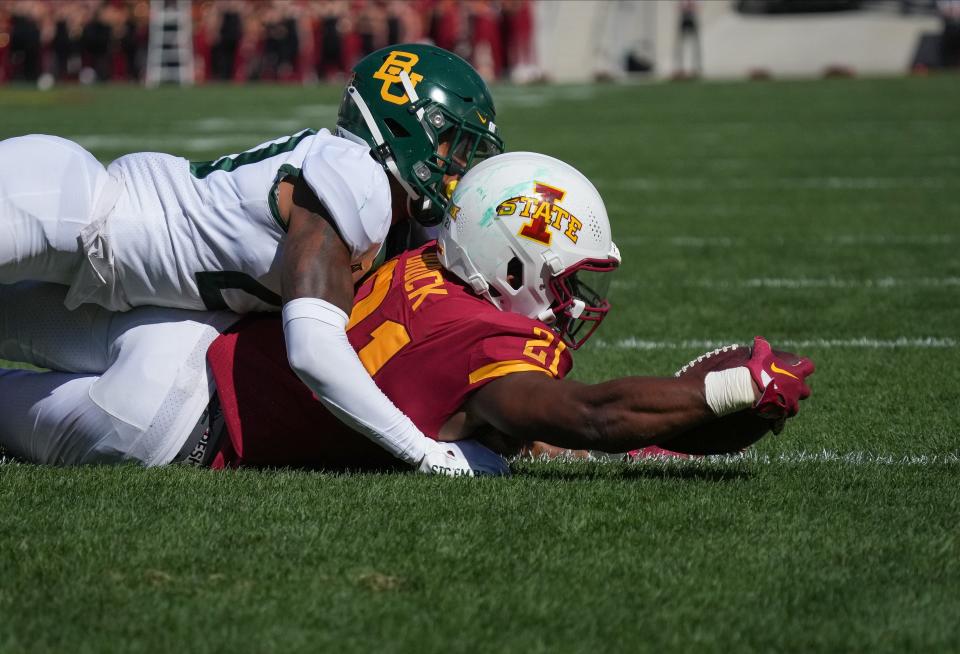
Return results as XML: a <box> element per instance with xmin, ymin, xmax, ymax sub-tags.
<box><xmin>347</xmin><ymin>259</ymin><xmax>399</xmax><ymax>331</ymax></box>
<box><xmin>358</xmin><ymin>320</ymin><xmax>411</xmax><ymax>376</ymax></box>
<box><xmin>468</xmin><ymin>360</ymin><xmax>554</xmax><ymax>385</ymax></box>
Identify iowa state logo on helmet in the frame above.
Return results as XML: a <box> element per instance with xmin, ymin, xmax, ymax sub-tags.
<box><xmin>496</xmin><ymin>181</ymin><xmax>584</xmax><ymax>246</ymax></box>
<box><xmin>372</xmin><ymin>51</ymin><xmax>424</xmax><ymax>105</ymax></box>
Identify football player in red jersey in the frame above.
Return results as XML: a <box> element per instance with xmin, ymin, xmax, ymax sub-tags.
<box><xmin>202</xmin><ymin>152</ymin><xmax>814</xmax><ymax>472</ymax></box>
<box><xmin>0</xmin><ymin>153</ymin><xmax>813</xmax><ymax>472</ymax></box>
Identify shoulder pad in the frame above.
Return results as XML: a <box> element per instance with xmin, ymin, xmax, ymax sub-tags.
<box><xmin>301</xmin><ymin>135</ymin><xmax>392</xmax><ymax>259</ymax></box>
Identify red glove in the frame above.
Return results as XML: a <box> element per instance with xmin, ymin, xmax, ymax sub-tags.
<box><xmin>745</xmin><ymin>336</ymin><xmax>815</xmax><ymax>421</ymax></box>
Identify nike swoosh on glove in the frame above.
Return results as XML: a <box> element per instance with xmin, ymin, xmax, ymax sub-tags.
<box><xmin>417</xmin><ymin>438</ymin><xmax>512</xmax><ymax>477</ymax></box>
<box><xmin>745</xmin><ymin>336</ymin><xmax>815</xmax><ymax>421</ymax></box>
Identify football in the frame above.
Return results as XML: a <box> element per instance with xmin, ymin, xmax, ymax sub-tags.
<box><xmin>659</xmin><ymin>343</ymin><xmax>784</xmax><ymax>455</ymax></box>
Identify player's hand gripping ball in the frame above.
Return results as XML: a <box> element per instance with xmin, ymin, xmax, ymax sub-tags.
<box><xmin>662</xmin><ymin>337</ymin><xmax>815</xmax><ymax>455</ymax></box>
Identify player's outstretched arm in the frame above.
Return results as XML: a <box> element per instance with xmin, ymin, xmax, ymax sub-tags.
<box><xmin>466</xmin><ymin>372</ymin><xmax>716</xmax><ymax>453</ymax></box>
<box><xmin>465</xmin><ymin>337</ymin><xmax>814</xmax><ymax>454</ymax></box>
<box><xmin>280</xmin><ymin>178</ymin><xmax>501</xmax><ymax>475</ymax></box>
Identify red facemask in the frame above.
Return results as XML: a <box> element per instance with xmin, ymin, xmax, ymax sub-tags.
<box><xmin>546</xmin><ymin>257</ymin><xmax>619</xmax><ymax>349</ymax></box>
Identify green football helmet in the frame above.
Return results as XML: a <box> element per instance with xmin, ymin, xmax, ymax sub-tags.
<box><xmin>336</xmin><ymin>44</ymin><xmax>504</xmax><ymax>225</ymax></box>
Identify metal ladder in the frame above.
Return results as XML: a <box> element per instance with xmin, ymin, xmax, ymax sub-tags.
<box><xmin>145</xmin><ymin>0</ymin><xmax>195</xmax><ymax>87</ymax></box>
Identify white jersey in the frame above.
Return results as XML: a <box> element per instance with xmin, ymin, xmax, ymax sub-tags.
<box><xmin>64</xmin><ymin>129</ymin><xmax>392</xmax><ymax>313</ymax></box>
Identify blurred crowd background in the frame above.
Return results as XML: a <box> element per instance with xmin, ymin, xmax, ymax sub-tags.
<box><xmin>0</xmin><ymin>0</ymin><xmax>957</xmax><ymax>86</ymax></box>
<box><xmin>0</xmin><ymin>0</ymin><xmax>535</xmax><ymax>85</ymax></box>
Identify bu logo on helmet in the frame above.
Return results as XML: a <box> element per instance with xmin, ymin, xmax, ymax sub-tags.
<box><xmin>372</xmin><ymin>51</ymin><xmax>424</xmax><ymax>105</ymax></box>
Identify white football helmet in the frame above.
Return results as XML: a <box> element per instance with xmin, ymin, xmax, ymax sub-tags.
<box><xmin>437</xmin><ymin>151</ymin><xmax>620</xmax><ymax>348</ymax></box>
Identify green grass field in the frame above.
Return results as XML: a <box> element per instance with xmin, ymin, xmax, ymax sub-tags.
<box><xmin>1</xmin><ymin>76</ymin><xmax>959</xmax><ymax>652</ymax></box>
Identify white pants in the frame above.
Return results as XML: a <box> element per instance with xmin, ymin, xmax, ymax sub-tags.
<box><xmin>0</xmin><ymin>134</ymin><xmax>119</xmax><ymax>287</ymax></box>
<box><xmin>0</xmin><ymin>282</ymin><xmax>238</xmax><ymax>466</ymax></box>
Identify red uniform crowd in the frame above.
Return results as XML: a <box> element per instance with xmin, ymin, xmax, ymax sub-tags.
<box><xmin>0</xmin><ymin>0</ymin><xmax>535</xmax><ymax>85</ymax></box>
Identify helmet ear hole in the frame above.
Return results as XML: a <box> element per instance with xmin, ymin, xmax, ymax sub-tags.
<box><xmin>506</xmin><ymin>257</ymin><xmax>524</xmax><ymax>290</ymax></box>
<box><xmin>384</xmin><ymin>118</ymin><xmax>411</xmax><ymax>138</ymax></box>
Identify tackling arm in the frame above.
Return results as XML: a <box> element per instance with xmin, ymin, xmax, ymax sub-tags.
<box><xmin>279</xmin><ymin>178</ymin><xmax>433</xmax><ymax>467</ymax></box>
<box><xmin>465</xmin><ymin>372</ymin><xmax>715</xmax><ymax>453</ymax></box>
<box><xmin>281</xmin><ymin>178</ymin><xmax>356</xmax><ymax>312</ymax></box>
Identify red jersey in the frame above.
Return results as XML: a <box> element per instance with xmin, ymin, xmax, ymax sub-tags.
<box><xmin>207</xmin><ymin>243</ymin><xmax>573</xmax><ymax>470</ymax></box>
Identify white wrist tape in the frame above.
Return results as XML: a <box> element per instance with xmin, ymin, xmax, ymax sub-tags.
<box><xmin>704</xmin><ymin>367</ymin><xmax>756</xmax><ymax>417</ymax></box>
<box><xmin>282</xmin><ymin>297</ymin><xmax>429</xmax><ymax>465</ymax></box>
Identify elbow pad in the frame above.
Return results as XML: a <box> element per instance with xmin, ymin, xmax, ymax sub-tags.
<box><xmin>281</xmin><ymin>297</ymin><xmax>428</xmax><ymax>465</ymax></box>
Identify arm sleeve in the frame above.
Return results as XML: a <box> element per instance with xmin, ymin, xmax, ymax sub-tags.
<box><xmin>282</xmin><ymin>297</ymin><xmax>429</xmax><ymax>466</ymax></box>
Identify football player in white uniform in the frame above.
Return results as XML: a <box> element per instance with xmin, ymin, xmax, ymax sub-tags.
<box><xmin>0</xmin><ymin>45</ymin><xmax>503</xmax><ymax>475</ymax></box>
<box><xmin>0</xmin><ymin>153</ymin><xmax>815</xmax><ymax>470</ymax></box>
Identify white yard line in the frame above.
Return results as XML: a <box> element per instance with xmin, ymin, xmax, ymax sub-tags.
<box><xmin>736</xmin><ymin>451</ymin><xmax>960</xmax><ymax>465</ymax></box>
<box><xmin>826</xmin><ymin>234</ymin><xmax>957</xmax><ymax>245</ymax></box>
<box><xmin>5</xmin><ymin>451</ymin><xmax>954</xmax><ymax>467</ymax></box>
<box><xmin>740</xmin><ymin>277</ymin><xmax>960</xmax><ymax>288</ymax></box>
<box><xmin>617</xmin><ymin>234</ymin><xmax>957</xmax><ymax>247</ymax></box>
<box><xmin>70</xmin><ymin>104</ymin><xmax>341</xmax><ymax>153</ymax></box>
<box><xmin>615</xmin><ymin>450</ymin><xmax>960</xmax><ymax>466</ymax></box>
<box><xmin>179</xmin><ymin>106</ymin><xmax>340</xmax><ymax>132</ymax></box>
<box><xmin>178</xmin><ymin>117</ymin><xmax>309</xmax><ymax>133</ymax></box>
<box><xmin>72</xmin><ymin>134</ymin><xmax>278</xmax><ymax>152</ymax></box>
<box><xmin>597</xmin><ymin>176</ymin><xmax>953</xmax><ymax>191</ymax></box>
<box><xmin>595</xmin><ymin>337</ymin><xmax>958</xmax><ymax>350</ymax></box>
<box><xmin>494</xmin><ymin>85</ymin><xmax>597</xmax><ymax>108</ymax></box>
<box><xmin>612</xmin><ymin>277</ymin><xmax>960</xmax><ymax>290</ymax></box>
